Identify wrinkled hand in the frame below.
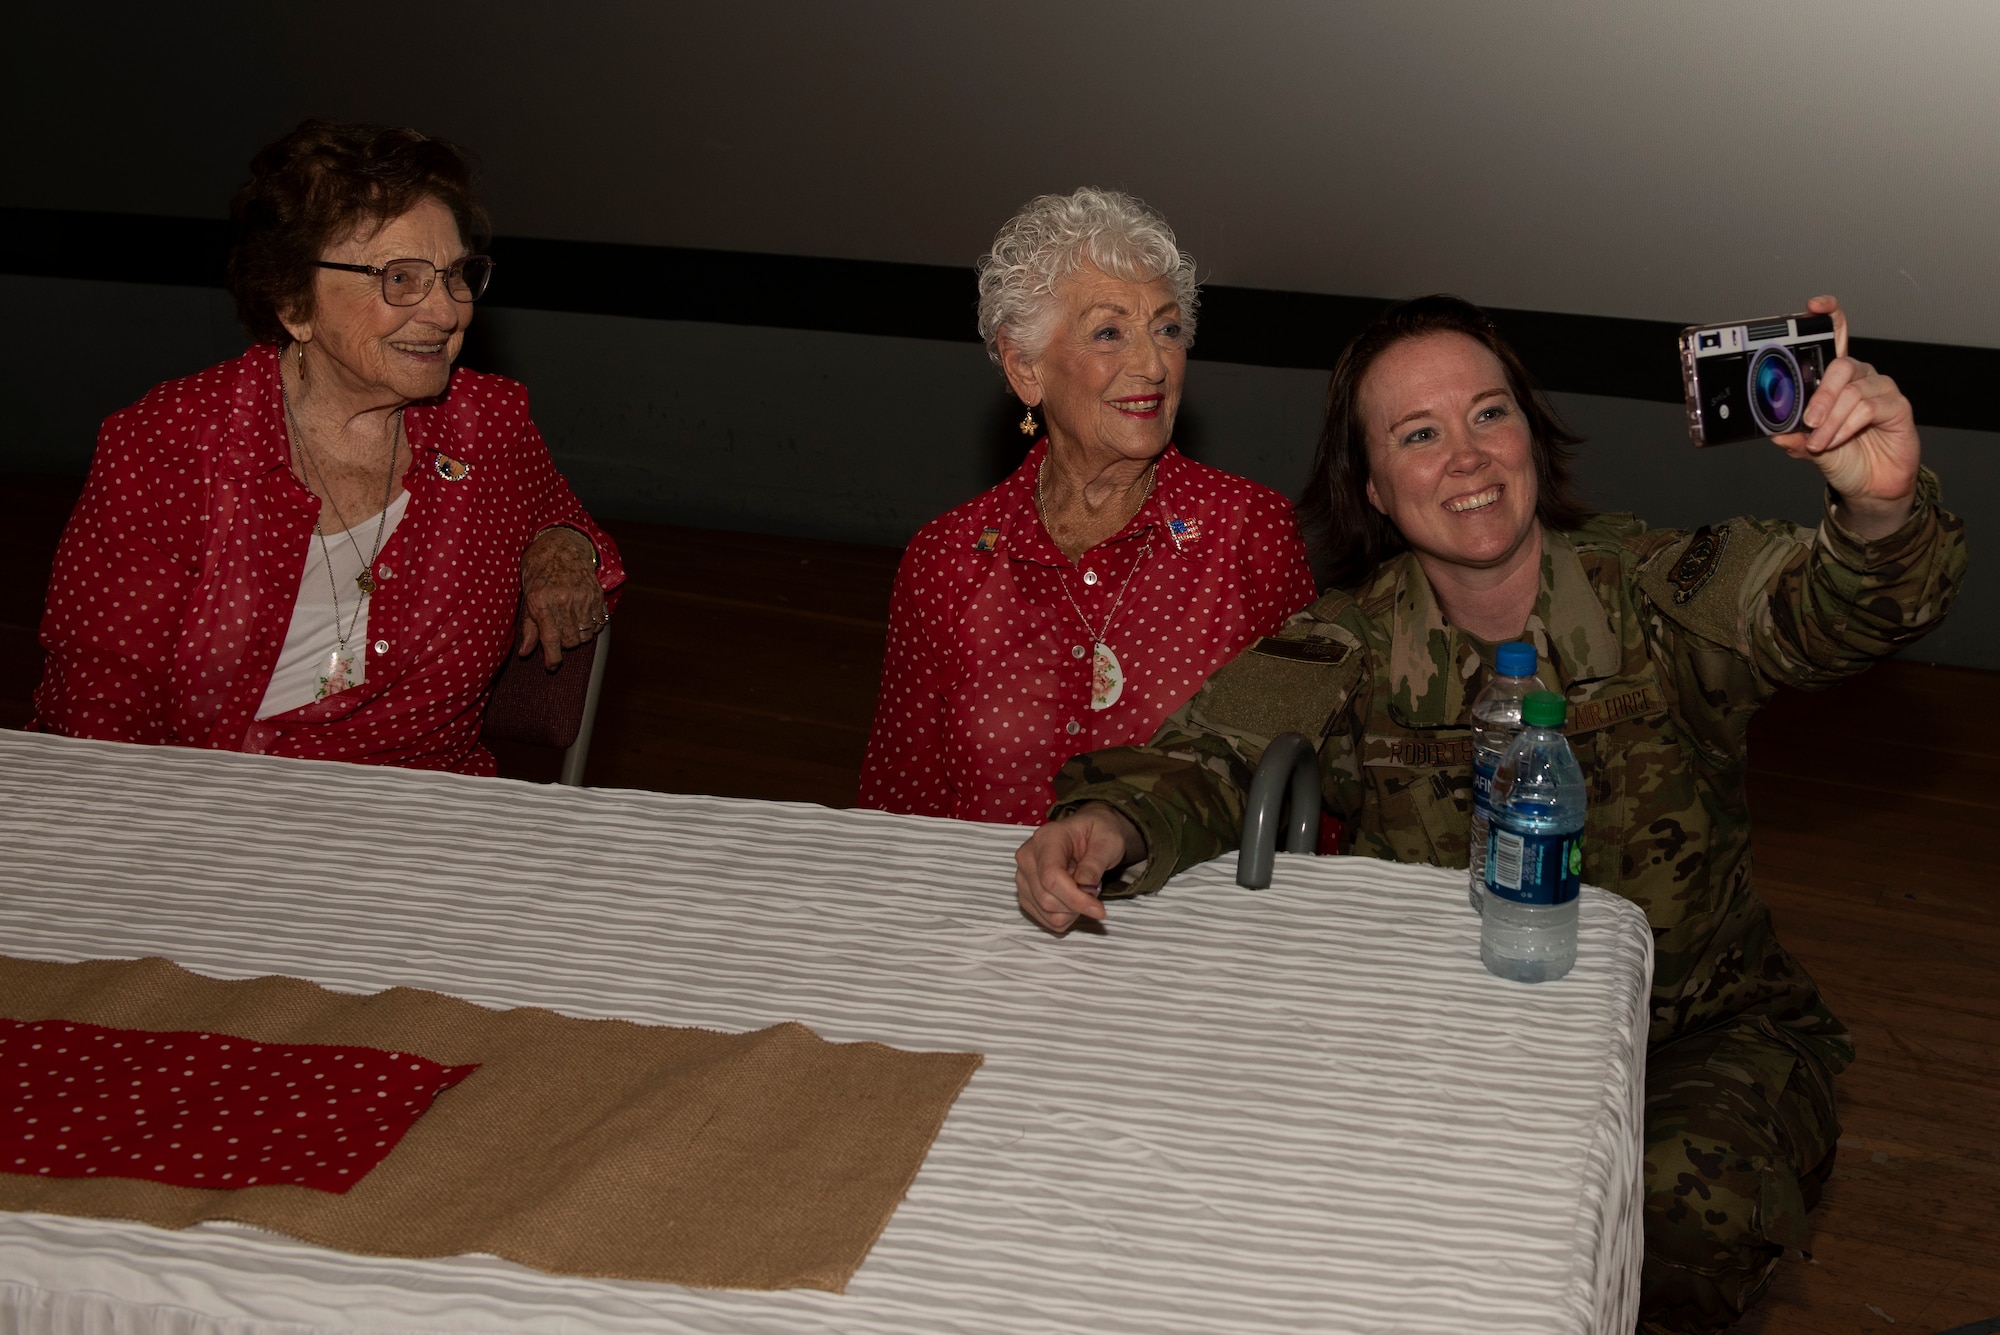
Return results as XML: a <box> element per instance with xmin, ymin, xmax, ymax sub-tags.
<box><xmin>1014</xmin><ymin>803</ymin><xmax>1144</xmax><ymax>934</ymax></box>
<box><xmin>518</xmin><ymin>527</ymin><xmax>607</xmax><ymax>669</ymax></box>
<box><xmin>1770</xmin><ymin>295</ymin><xmax>1921</xmax><ymax>540</ymax></box>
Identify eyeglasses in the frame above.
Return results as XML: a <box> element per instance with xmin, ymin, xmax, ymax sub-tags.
<box><xmin>313</xmin><ymin>255</ymin><xmax>495</xmax><ymax>306</ymax></box>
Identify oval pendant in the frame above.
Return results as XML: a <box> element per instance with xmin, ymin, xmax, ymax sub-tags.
<box><xmin>1090</xmin><ymin>641</ymin><xmax>1126</xmax><ymax>710</ymax></box>
<box><xmin>315</xmin><ymin>647</ymin><xmax>355</xmax><ymax>701</ymax></box>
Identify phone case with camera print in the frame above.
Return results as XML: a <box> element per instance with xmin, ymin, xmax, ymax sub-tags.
<box><xmin>1679</xmin><ymin>312</ymin><xmax>1836</xmax><ymax>447</ymax></box>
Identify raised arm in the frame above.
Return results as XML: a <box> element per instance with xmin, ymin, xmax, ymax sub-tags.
<box><xmin>1747</xmin><ymin>296</ymin><xmax>1962</xmax><ymax>688</ymax></box>
<box><xmin>1634</xmin><ymin>298</ymin><xmax>1965</xmax><ymax>760</ymax></box>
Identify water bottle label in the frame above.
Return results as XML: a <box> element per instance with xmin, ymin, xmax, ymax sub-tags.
<box><xmin>1485</xmin><ymin>827</ymin><xmax>1581</xmax><ymax>905</ymax></box>
<box><xmin>1472</xmin><ymin>756</ymin><xmax>1498</xmax><ymax>818</ymax></box>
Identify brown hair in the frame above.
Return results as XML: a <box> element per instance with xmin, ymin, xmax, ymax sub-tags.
<box><xmin>226</xmin><ymin>121</ymin><xmax>491</xmax><ymax>345</ymax></box>
<box><xmin>1298</xmin><ymin>294</ymin><xmax>1591</xmax><ymax>590</ymax></box>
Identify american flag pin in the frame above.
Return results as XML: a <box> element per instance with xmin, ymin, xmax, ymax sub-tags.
<box><xmin>1167</xmin><ymin>515</ymin><xmax>1202</xmax><ymax>548</ymax></box>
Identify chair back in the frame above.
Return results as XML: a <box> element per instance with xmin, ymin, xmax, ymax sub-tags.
<box><xmin>481</xmin><ymin>626</ymin><xmax>610</xmax><ymax>786</ymax></box>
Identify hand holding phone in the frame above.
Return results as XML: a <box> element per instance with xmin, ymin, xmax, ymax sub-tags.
<box><xmin>1681</xmin><ymin>296</ymin><xmax>1921</xmax><ymax>539</ymax></box>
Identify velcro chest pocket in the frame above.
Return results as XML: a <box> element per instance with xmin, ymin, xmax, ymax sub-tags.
<box><xmin>1188</xmin><ymin>634</ymin><xmax>1363</xmax><ymax>744</ymax></box>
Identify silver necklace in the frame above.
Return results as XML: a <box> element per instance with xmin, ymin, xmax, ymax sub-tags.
<box><xmin>279</xmin><ymin>358</ymin><xmax>400</xmax><ymax>699</ymax></box>
<box><xmin>1035</xmin><ymin>460</ymin><xmax>1157</xmax><ymax>711</ymax></box>
<box><xmin>1034</xmin><ymin>457</ymin><xmax>1156</xmax><ymax>549</ymax></box>
<box><xmin>280</xmin><ymin>371</ymin><xmax>400</xmax><ymax>597</ymax></box>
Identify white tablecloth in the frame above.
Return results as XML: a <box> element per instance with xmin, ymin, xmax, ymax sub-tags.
<box><xmin>0</xmin><ymin>730</ymin><xmax>1652</xmax><ymax>1334</ymax></box>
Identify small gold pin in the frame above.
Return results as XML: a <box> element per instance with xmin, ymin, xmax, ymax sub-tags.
<box><xmin>434</xmin><ymin>453</ymin><xmax>472</xmax><ymax>481</ymax></box>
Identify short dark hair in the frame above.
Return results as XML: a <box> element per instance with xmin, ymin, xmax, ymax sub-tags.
<box><xmin>1298</xmin><ymin>294</ymin><xmax>1592</xmax><ymax>590</ymax></box>
<box><xmin>226</xmin><ymin>120</ymin><xmax>491</xmax><ymax>345</ymax></box>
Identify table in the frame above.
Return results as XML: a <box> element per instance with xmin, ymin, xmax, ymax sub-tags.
<box><xmin>0</xmin><ymin>730</ymin><xmax>1653</xmax><ymax>1334</ymax></box>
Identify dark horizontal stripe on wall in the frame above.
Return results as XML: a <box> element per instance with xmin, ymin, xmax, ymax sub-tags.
<box><xmin>4</xmin><ymin>206</ymin><xmax>1991</xmax><ymax>432</ymax></box>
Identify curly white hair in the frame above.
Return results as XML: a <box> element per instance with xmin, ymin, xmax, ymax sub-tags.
<box><xmin>974</xmin><ymin>187</ymin><xmax>1199</xmax><ymax>368</ymax></box>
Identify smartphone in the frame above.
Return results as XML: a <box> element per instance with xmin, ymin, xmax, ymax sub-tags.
<box><xmin>1678</xmin><ymin>311</ymin><xmax>1837</xmax><ymax>447</ymax></box>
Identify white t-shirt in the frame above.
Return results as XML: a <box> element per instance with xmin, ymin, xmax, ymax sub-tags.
<box><xmin>255</xmin><ymin>491</ymin><xmax>412</xmax><ymax>720</ymax></box>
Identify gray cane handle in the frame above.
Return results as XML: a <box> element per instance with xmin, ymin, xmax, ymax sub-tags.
<box><xmin>1236</xmin><ymin>731</ymin><xmax>1321</xmax><ymax>889</ymax></box>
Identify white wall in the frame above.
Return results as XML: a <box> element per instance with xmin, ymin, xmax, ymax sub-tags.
<box><xmin>7</xmin><ymin>2</ymin><xmax>1998</xmax><ymax>348</ymax></box>
<box><xmin>3</xmin><ymin>5</ymin><xmax>1988</xmax><ymax>664</ymax></box>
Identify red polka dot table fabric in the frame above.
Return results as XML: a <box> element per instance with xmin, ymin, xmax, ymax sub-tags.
<box><xmin>860</xmin><ymin>440</ymin><xmax>1318</xmax><ymax>825</ymax></box>
<box><xmin>2</xmin><ymin>1018</ymin><xmax>477</xmax><ymax>1194</ymax></box>
<box><xmin>30</xmin><ymin>343</ymin><xmax>624</xmax><ymax>774</ymax></box>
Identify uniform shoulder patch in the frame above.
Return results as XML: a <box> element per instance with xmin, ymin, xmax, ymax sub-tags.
<box><xmin>1637</xmin><ymin>520</ymin><xmax>1770</xmax><ymax>650</ymax></box>
<box><xmin>1662</xmin><ymin>524</ymin><xmax>1730</xmax><ymax>604</ymax></box>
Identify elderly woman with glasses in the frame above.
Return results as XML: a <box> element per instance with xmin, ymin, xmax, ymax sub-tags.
<box><xmin>859</xmin><ymin>188</ymin><xmax>1318</xmax><ymax>825</ymax></box>
<box><xmin>31</xmin><ymin>120</ymin><xmax>622</xmax><ymax>774</ymax></box>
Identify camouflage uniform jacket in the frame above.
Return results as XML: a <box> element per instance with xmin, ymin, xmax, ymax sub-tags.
<box><xmin>1053</xmin><ymin>470</ymin><xmax>1965</xmax><ymax>1063</ymax></box>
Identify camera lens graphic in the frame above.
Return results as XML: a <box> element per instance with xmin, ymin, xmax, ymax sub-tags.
<box><xmin>1749</xmin><ymin>347</ymin><xmax>1803</xmax><ymax>434</ymax></box>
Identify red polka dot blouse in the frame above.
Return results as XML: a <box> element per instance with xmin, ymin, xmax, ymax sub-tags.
<box><xmin>30</xmin><ymin>344</ymin><xmax>624</xmax><ymax>775</ymax></box>
<box><xmin>860</xmin><ymin>440</ymin><xmax>1318</xmax><ymax>826</ymax></box>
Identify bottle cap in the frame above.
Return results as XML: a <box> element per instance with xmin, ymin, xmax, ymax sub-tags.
<box><xmin>1495</xmin><ymin>641</ymin><xmax>1538</xmax><ymax>677</ymax></box>
<box><xmin>1521</xmin><ymin>690</ymin><xmax>1567</xmax><ymax>728</ymax></box>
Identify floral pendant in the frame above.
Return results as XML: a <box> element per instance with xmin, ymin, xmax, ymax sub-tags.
<box><xmin>1090</xmin><ymin>641</ymin><xmax>1126</xmax><ymax>711</ymax></box>
<box><xmin>315</xmin><ymin>647</ymin><xmax>355</xmax><ymax>701</ymax></box>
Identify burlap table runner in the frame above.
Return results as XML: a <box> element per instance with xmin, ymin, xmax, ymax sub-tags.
<box><xmin>0</xmin><ymin>956</ymin><xmax>982</xmax><ymax>1292</ymax></box>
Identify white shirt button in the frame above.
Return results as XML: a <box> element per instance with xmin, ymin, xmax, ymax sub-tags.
<box><xmin>1065</xmin><ymin>720</ymin><xmax>1080</xmax><ymax>735</ymax></box>
<box><xmin>373</xmin><ymin>639</ymin><xmax>389</xmax><ymax>655</ymax></box>
<box><xmin>1072</xmin><ymin>644</ymin><xmax>1087</xmax><ymax>659</ymax></box>
<box><xmin>1083</xmin><ymin>569</ymin><xmax>1099</xmax><ymax>586</ymax></box>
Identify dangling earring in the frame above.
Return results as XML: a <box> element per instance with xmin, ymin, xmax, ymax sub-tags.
<box><xmin>295</xmin><ymin>340</ymin><xmax>307</xmax><ymax>386</ymax></box>
<box><xmin>1018</xmin><ymin>407</ymin><xmax>1038</xmax><ymax>437</ymax></box>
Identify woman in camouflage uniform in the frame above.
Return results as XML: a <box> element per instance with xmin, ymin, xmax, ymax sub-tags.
<box><xmin>1013</xmin><ymin>294</ymin><xmax>1966</xmax><ymax>1334</ymax></box>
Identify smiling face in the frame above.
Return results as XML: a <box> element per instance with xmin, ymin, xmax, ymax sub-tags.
<box><xmin>1359</xmin><ymin>332</ymin><xmax>1541</xmax><ymax>577</ymax></box>
<box><xmin>282</xmin><ymin>196</ymin><xmax>471</xmax><ymax>408</ymax></box>
<box><xmin>1001</xmin><ymin>265</ymin><xmax>1186</xmax><ymax>469</ymax></box>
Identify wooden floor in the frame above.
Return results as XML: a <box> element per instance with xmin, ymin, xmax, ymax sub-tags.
<box><xmin>3</xmin><ymin>473</ymin><xmax>1994</xmax><ymax>1333</ymax></box>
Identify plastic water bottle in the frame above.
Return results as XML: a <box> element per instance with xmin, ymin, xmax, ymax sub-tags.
<box><xmin>1467</xmin><ymin>641</ymin><xmax>1548</xmax><ymax>915</ymax></box>
<box><xmin>1481</xmin><ymin>690</ymin><xmax>1584</xmax><ymax>983</ymax></box>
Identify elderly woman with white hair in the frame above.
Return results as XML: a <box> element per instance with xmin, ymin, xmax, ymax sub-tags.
<box><xmin>860</xmin><ymin>188</ymin><xmax>1318</xmax><ymax>825</ymax></box>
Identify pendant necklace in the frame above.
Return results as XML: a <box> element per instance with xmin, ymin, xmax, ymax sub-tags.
<box><xmin>306</xmin><ymin>524</ymin><xmax>366</xmax><ymax>700</ymax></box>
<box><xmin>280</xmin><ymin>363</ymin><xmax>400</xmax><ymax>698</ymax></box>
<box><xmin>1036</xmin><ymin>460</ymin><xmax>1157</xmax><ymax>711</ymax></box>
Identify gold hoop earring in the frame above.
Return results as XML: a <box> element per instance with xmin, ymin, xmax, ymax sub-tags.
<box><xmin>295</xmin><ymin>340</ymin><xmax>307</xmax><ymax>386</ymax></box>
<box><xmin>1018</xmin><ymin>408</ymin><xmax>1037</xmax><ymax>437</ymax></box>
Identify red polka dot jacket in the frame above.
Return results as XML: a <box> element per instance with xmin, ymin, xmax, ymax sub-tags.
<box><xmin>30</xmin><ymin>344</ymin><xmax>624</xmax><ymax>774</ymax></box>
<box><xmin>859</xmin><ymin>440</ymin><xmax>1318</xmax><ymax>825</ymax></box>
